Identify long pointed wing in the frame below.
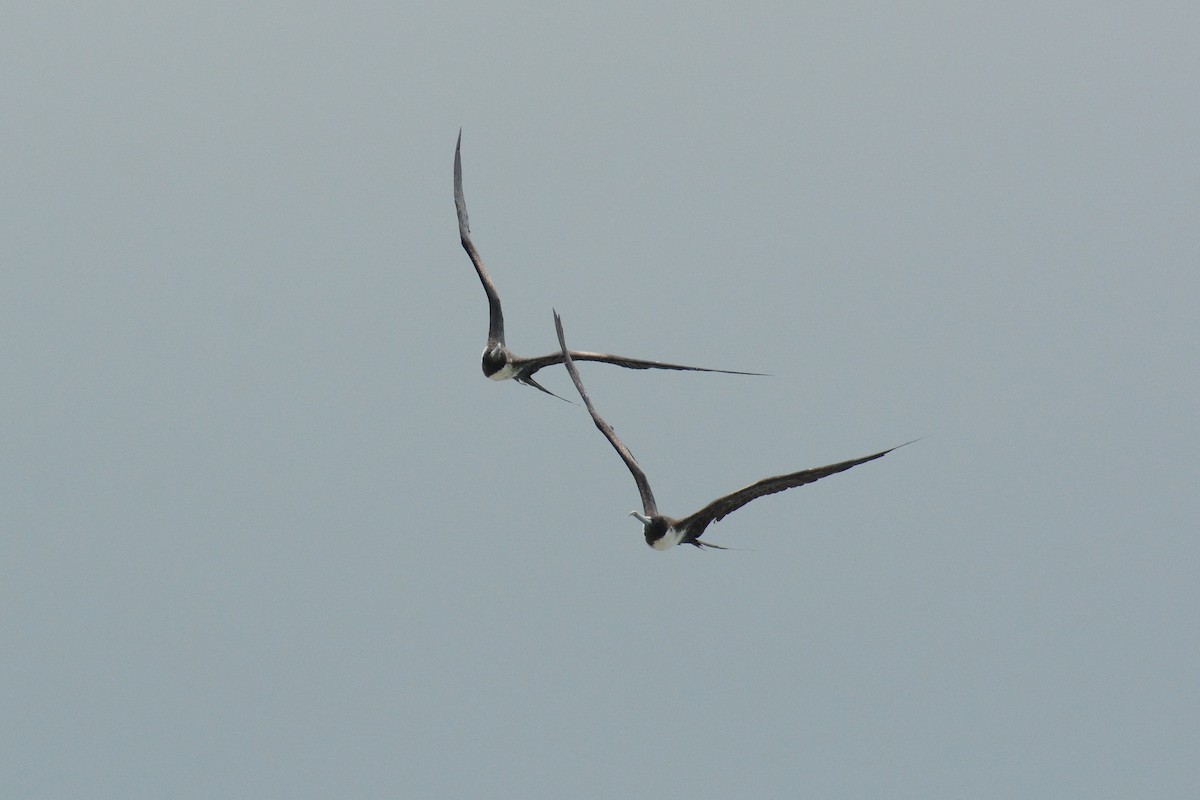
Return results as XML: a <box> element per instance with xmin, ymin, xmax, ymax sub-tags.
<box><xmin>676</xmin><ymin>442</ymin><xmax>913</xmax><ymax>541</ymax></box>
<box><xmin>554</xmin><ymin>311</ymin><xmax>658</xmax><ymax>517</ymax></box>
<box><xmin>514</xmin><ymin>350</ymin><xmax>766</xmax><ymax>378</ymax></box>
<box><xmin>454</xmin><ymin>130</ymin><xmax>505</xmax><ymax>347</ymax></box>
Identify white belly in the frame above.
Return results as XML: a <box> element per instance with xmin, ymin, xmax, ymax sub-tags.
<box><xmin>486</xmin><ymin>362</ymin><xmax>519</xmax><ymax>381</ymax></box>
<box><xmin>650</xmin><ymin>527</ymin><xmax>685</xmax><ymax>551</ymax></box>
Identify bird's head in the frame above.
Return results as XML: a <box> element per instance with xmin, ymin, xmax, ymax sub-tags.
<box><xmin>630</xmin><ymin>511</ymin><xmax>670</xmax><ymax>549</ymax></box>
<box><xmin>481</xmin><ymin>345</ymin><xmax>509</xmax><ymax>378</ymax></box>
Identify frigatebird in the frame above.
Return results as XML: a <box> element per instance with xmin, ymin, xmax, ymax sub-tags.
<box><xmin>455</xmin><ymin>131</ymin><xmax>762</xmax><ymax>399</ymax></box>
<box><xmin>554</xmin><ymin>310</ymin><xmax>908</xmax><ymax>549</ymax></box>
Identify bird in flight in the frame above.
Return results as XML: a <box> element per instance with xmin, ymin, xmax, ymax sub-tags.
<box><xmin>554</xmin><ymin>310</ymin><xmax>909</xmax><ymax>550</ymax></box>
<box><xmin>454</xmin><ymin>130</ymin><xmax>763</xmax><ymax>400</ymax></box>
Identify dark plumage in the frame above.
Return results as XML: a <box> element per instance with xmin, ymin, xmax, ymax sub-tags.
<box><xmin>554</xmin><ymin>310</ymin><xmax>909</xmax><ymax>549</ymax></box>
<box><xmin>455</xmin><ymin>131</ymin><xmax>763</xmax><ymax>400</ymax></box>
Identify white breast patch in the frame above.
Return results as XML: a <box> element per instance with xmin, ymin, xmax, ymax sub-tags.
<box><xmin>486</xmin><ymin>362</ymin><xmax>519</xmax><ymax>381</ymax></box>
<box><xmin>650</xmin><ymin>527</ymin><xmax>685</xmax><ymax>551</ymax></box>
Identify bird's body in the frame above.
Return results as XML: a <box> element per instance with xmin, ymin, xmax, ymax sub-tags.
<box><xmin>483</xmin><ymin>359</ymin><xmax>520</xmax><ymax>382</ymax></box>
<box><xmin>454</xmin><ymin>131</ymin><xmax>762</xmax><ymax>400</ymax></box>
<box><xmin>554</xmin><ymin>310</ymin><xmax>908</xmax><ymax>549</ymax></box>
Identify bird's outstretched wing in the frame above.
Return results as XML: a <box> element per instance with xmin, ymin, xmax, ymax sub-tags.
<box><xmin>554</xmin><ymin>311</ymin><xmax>659</xmax><ymax>517</ymax></box>
<box><xmin>676</xmin><ymin>442</ymin><xmax>914</xmax><ymax>542</ymax></box>
<box><xmin>454</xmin><ymin>130</ymin><xmax>505</xmax><ymax>347</ymax></box>
<box><xmin>514</xmin><ymin>349</ymin><xmax>765</xmax><ymax>379</ymax></box>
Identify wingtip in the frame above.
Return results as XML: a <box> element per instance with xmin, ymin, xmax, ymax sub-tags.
<box><xmin>553</xmin><ymin>309</ymin><xmax>568</xmax><ymax>353</ymax></box>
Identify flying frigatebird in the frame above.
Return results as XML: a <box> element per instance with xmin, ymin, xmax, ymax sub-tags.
<box><xmin>455</xmin><ymin>131</ymin><xmax>762</xmax><ymax>399</ymax></box>
<box><xmin>554</xmin><ymin>310</ymin><xmax>909</xmax><ymax>549</ymax></box>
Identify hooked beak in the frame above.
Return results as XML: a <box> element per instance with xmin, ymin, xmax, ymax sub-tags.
<box><xmin>629</xmin><ymin>511</ymin><xmax>651</xmax><ymax>525</ymax></box>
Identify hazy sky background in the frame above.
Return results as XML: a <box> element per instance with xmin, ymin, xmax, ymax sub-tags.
<box><xmin>4</xmin><ymin>3</ymin><xmax>1197</xmax><ymax>797</ymax></box>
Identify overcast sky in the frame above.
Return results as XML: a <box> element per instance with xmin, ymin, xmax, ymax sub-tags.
<box><xmin>4</xmin><ymin>3</ymin><xmax>1197</xmax><ymax>798</ymax></box>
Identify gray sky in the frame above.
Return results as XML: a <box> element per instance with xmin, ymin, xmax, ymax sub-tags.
<box><xmin>4</xmin><ymin>3</ymin><xmax>1197</xmax><ymax>797</ymax></box>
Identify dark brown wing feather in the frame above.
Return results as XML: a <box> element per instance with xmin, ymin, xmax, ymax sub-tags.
<box><xmin>454</xmin><ymin>130</ymin><xmax>505</xmax><ymax>347</ymax></box>
<box><xmin>554</xmin><ymin>311</ymin><xmax>659</xmax><ymax>517</ymax></box>
<box><xmin>514</xmin><ymin>349</ymin><xmax>765</xmax><ymax>379</ymax></box>
<box><xmin>675</xmin><ymin>442</ymin><xmax>912</xmax><ymax>542</ymax></box>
